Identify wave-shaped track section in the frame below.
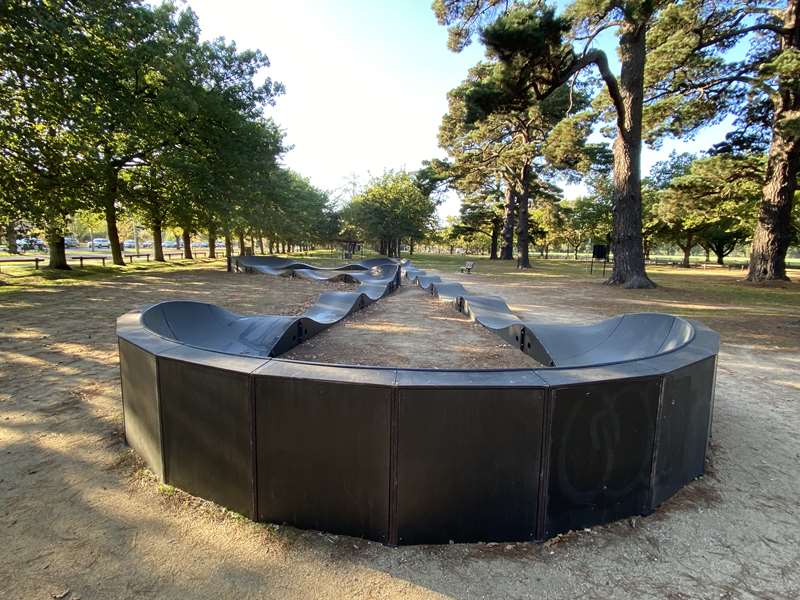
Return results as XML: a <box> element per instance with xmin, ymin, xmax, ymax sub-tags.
<box><xmin>140</xmin><ymin>256</ymin><xmax>400</xmax><ymax>358</ymax></box>
<box><xmin>403</xmin><ymin>261</ymin><xmax>695</xmax><ymax>368</ymax></box>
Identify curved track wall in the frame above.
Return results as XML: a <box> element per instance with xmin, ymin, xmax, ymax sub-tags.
<box><xmin>117</xmin><ymin>258</ymin><xmax>719</xmax><ymax>545</ymax></box>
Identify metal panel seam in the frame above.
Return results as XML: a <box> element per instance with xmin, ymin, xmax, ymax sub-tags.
<box><xmin>155</xmin><ymin>355</ymin><xmax>167</xmax><ymax>483</ymax></box>
<box><xmin>118</xmin><ymin>339</ymin><xmax>127</xmax><ymax>445</ymax></box>
<box><xmin>388</xmin><ymin>370</ymin><xmax>399</xmax><ymax>546</ymax></box>
<box><xmin>249</xmin><ymin>371</ymin><xmax>258</xmax><ymax>520</ymax></box>
<box><xmin>648</xmin><ymin>375</ymin><xmax>667</xmax><ymax>510</ymax></box>
<box><xmin>535</xmin><ymin>384</ymin><xmax>553</xmax><ymax>541</ymax></box>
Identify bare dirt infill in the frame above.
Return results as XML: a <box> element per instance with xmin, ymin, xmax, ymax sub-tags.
<box><xmin>1</xmin><ymin>263</ymin><xmax>799</xmax><ymax>600</ymax></box>
<box><xmin>285</xmin><ymin>284</ymin><xmax>538</xmax><ymax>368</ymax></box>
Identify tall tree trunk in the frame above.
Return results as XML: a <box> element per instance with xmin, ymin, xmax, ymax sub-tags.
<box><xmin>208</xmin><ymin>223</ymin><xmax>217</xmax><ymax>259</ymax></box>
<box><xmin>224</xmin><ymin>233</ymin><xmax>233</xmax><ymax>257</ymax></box>
<box><xmin>269</xmin><ymin>240</ymin><xmax>274</xmax><ymax>254</ymax></box>
<box><xmin>409</xmin><ymin>239</ymin><xmax>414</xmax><ymax>255</ymax></box>
<box><xmin>4</xmin><ymin>222</ymin><xmax>19</xmax><ymax>254</ymax></box>
<box><xmin>516</xmin><ymin>167</ymin><xmax>531</xmax><ymax>268</ymax></box>
<box><xmin>679</xmin><ymin>236</ymin><xmax>693</xmax><ymax>268</ymax></box>
<box><xmin>747</xmin><ymin>1</ymin><xmax>800</xmax><ymax>282</ymax></box>
<box><xmin>103</xmin><ymin>165</ymin><xmax>124</xmax><ymax>266</ymax></box>
<box><xmin>490</xmin><ymin>219</ymin><xmax>500</xmax><ymax>260</ymax></box>
<box><xmin>237</xmin><ymin>230</ymin><xmax>246</xmax><ymax>255</ymax></box>
<box><xmin>258</xmin><ymin>236</ymin><xmax>265</xmax><ymax>255</ymax></box>
<box><xmin>606</xmin><ymin>23</ymin><xmax>655</xmax><ymax>288</ymax></box>
<box><xmin>45</xmin><ymin>225</ymin><xmax>70</xmax><ymax>270</ymax></box>
<box><xmin>182</xmin><ymin>229</ymin><xmax>193</xmax><ymax>259</ymax></box>
<box><xmin>152</xmin><ymin>224</ymin><xmax>164</xmax><ymax>261</ymax></box>
<box><xmin>500</xmin><ymin>184</ymin><xmax>516</xmax><ymax>260</ymax></box>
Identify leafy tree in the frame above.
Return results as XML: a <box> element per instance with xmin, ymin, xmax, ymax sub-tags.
<box><xmin>558</xmin><ymin>195</ymin><xmax>613</xmax><ymax>258</ymax></box>
<box><xmin>530</xmin><ymin>198</ymin><xmax>562</xmax><ymax>259</ymax></box>
<box><xmin>434</xmin><ymin>0</ymin><xmax>750</xmax><ymax>287</ymax></box>
<box><xmin>0</xmin><ymin>0</ymin><xmax>114</xmax><ymax>267</ymax></box>
<box><xmin>439</xmin><ymin>60</ymin><xmax>598</xmax><ymax>266</ymax></box>
<box><xmin>342</xmin><ymin>171</ymin><xmax>437</xmax><ymax>257</ymax></box>
<box><xmin>451</xmin><ymin>190</ymin><xmax>505</xmax><ymax>258</ymax></box>
<box><xmin>657</xmin><ymin>153</ymin><xmax>763</xmax><ymax>265</ymax></box>
<box><xmin>715</xmin><ymin>2</ymin><xmax>800</xmax><ymax>280</ymax></box>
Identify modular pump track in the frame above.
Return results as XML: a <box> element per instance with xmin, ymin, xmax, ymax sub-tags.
<box><xmin>117</xmin><ymin>256</ymin><xmax>719</xmax><ymax>545</ymax></box>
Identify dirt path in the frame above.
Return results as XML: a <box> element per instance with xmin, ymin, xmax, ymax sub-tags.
<box><xmin>1</xmin><ymin>264</ymin><xmax>798</xmax><ymax>599</ymax></box>
<box><xmin>285</xmin><ymin>284</ymin><xmax>538</xmax><ymax>368</ymax></box>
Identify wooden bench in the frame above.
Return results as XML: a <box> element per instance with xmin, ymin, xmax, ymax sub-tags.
<box><xmin>71</xmin><ymin>255</ymin><xmax>107</xmax><ymax>267</ymax></box>
<box><xmin>460</xmin><ymin>261</ymin><xmax>475</xmax><ymax>274</ymax></box>
<box><xmin>0</xmin><ymin>256</ymin><xmax>44</xmax><ymax>270</ymax></box>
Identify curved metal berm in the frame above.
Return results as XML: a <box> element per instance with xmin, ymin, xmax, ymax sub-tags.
<box><xmin>117</xmin><ymin>257</ymin><xmax>719</xmax><ymax>545</ymax></box>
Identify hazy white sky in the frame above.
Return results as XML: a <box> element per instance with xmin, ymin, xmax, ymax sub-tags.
<box><xmin>185</xmin><ymin>0</ymin><xmax>734</xmax><ymax>221</ymax></box>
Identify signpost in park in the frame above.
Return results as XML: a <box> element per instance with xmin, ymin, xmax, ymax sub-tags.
<box><xmin>590</xmin><ymin>243</ymin><xmax>609</xmax><ymax>276</ymax></box>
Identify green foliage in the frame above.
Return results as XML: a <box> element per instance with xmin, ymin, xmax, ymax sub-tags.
<box><xmin>650</xmin><ymin>152</ymin><xmax>764</xmax><ymax>261</ymax></box>
<box><xmin>342</xmin><ymin>171</ymin><xmax>437</xmax><ymax>254</ymax></box>
<box><xmin>0</xmin><ymin>0</ymin><xmax>339</xmax><ymax>261</ymax></box>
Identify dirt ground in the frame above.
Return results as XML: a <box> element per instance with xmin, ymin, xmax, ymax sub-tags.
<box><xmin>285</xmin><ymin>284</ymin><xmax>538</xmax><ymax>368</ymax></box>
<box><xmin>1</xmin><ymin>262</ymin><xmax>799</xmax><ymax>599</ymax></box>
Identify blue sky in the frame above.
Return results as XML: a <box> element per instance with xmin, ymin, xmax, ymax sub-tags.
<box><xmin>185</xmin><ymin>0</ymin><xmax>735</xmax><ymax>220</ymax></box>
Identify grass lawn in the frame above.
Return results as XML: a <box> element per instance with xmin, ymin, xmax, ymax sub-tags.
<box><xmin>1</xmin><ymin>247</ymin><xmax>799</xmax><ymax>599</ymax></box>
<box><xmin>2</xmin><ymin>249</ymin><xmax>797</xmax><ymax>348</ymax></box>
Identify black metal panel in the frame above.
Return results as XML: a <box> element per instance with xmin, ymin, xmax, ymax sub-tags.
<box><xmin>545</xmin><ymin>377</ymin><xmax>661</xmax><ymax>537</ymax></box>
<box><xmin>119</xmin><ymin>339</ymin><xmax>164</xmax><ymax>481</ymax></box>
<box><xmin>651</xmin><ymin>357</ymin><xmax>716</xmax><ymax>507</ymax></box>
<box><xmin>157</xmin><ymin>356</ymin><xmax>256</xmax><ymax>518</ymax></box>
<box><xmin>254</xmin><ymin>373</ymin><xmax>393</xmax><ymax>543</ymax></box>
<box><xmin>115</xmin><ymin>258</ymin><xmax>721</xmax><ymax>546</ymax></box>
<box><xmin>396</xmin><ymin>368</ymin><xmax>545</xmax><ymax>388</ymax></box>
<box><xmin>395</xmin><ymin>387</ymin><xmax>545</xmax><ymax>544</ymax></box>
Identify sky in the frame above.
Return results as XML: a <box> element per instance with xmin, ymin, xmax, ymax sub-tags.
<box><xmin>184</xmin><ymin>0</ymin><xmax>735</xmax><ymax>221</ymax></box>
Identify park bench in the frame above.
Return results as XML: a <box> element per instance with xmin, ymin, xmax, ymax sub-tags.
<box><xmin>72</xmin><ymin>255</ymin><xmax>108</xmax><ymax>267</ymax></box>
<box><xmin>460</xmin><ymin>261</ymin><xmax>475</xmax><ymax>274</ymax></box>
<box><xmin>0</xmin><ymin>256</ymin><xmax>44</xmax><ymax>271</ymax></box>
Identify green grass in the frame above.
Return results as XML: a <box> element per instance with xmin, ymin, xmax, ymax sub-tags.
<box><xmin>401</xmin><ymin>252</ymin><xmax>800</xmax><ymax>315</ymax></box>
<box><xmin>0</xmin><ymin>255</ymin><xmax>227</xmax><ymax>294</ymax></box>
<box><xmin>2</xmin><ymin>249</ymin><xmax>797</xmax><ymax>321</ymax></box>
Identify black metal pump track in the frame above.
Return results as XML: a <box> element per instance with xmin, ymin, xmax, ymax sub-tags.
<box><xmin>141</xmin><ymin>256</ymin><xmax>401</xmax><ymax>358</ymax></box>
<box><xmin>402</xmin><ymin>262</ymin><xmax>696</xmax><ymax>368</ymax></box>
<box><xmin>117</xmin><ymin>256</ymin><xmax>720</xmax><ymax>546</ymax></box>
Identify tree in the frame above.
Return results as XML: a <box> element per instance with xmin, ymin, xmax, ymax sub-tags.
<box><xmin>657</xmin><ymin>153</ymin><xmax>763</xmax><ymax>265</ymax></box>
<box><xmin>439</xmin><ymin>60</ymin><xmax>598</xmax><ymax>267</ymax></box>
<box><xmin>559</xmin><ymin>195</ymin><xmax>611</xmax><ymax>259</ymax></box>
<box><xmin>530</xmin><ymin>201</ymin><xmax>559</xmax><ymax>259</ymax></box>
<box><xmin>0</xmin><ymin>0</ymin><xmax>114</xmax><ymax>267</ymax></box>
<box><xmin>451</xmin><ymin>191</ymin><xmax>505</xmax><ymax>258</ymax></box>
<box><xmin>342</xmin><ymin>172</ymin><xmax>437</xmax><ymax>257</ymax></box>
<box><xmin>434</xmin><ymin>1</ymin><xmax>743</xmax><ymax>287</ymax></box>
<box><xmin>736</xmin><ymin>2</ymin><xmax>800</xmax><ymax>280</ymax></box>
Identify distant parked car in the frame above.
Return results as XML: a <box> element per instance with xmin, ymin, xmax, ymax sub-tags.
<box><xmin>16</xmin><ymin>237</ymin><xmax>47</xmax><ymax>251</ymax></box>
<box><xmin>162</xmin><ymin>240</ymin><xmax>178</xmax><ymax>249</ymax></box>
<box><xmin>215</xmin><ymin>240</ymin><xmax>225</xmax><ymax>248</ymax></box>
<box><xmin>64</xmin><ymin>236</ymin><xmax>79</xmax><ymax>248</ymax></box>
<box><xmin>123</xmin><ymin>239</ymin><xmax>137</xmax><ymax>249</ymax></box>
<box><xmin>91</xmin><ymin>238</ymin><xmax>110</xmax><ymax>249</ymax></box>
<box><xmin>191</xmin><ymin>241</ymin><xmax>209</xmax><ymax>248</ymax></box>
<box><xmin>142</xmin><ymin>240</ymin><xmax>153</xmax><ymax>248</ymax></box>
